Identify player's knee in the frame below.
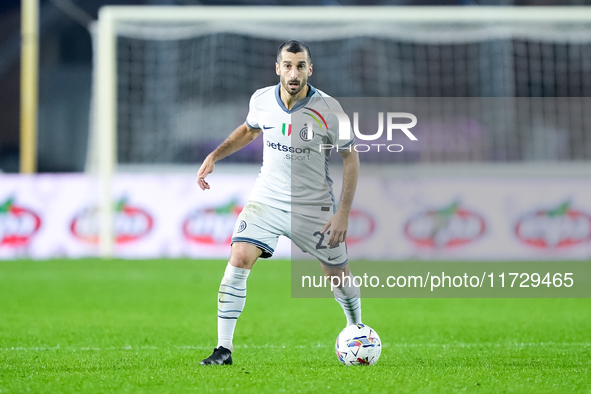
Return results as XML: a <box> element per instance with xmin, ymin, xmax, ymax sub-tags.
<box><xmin>229</xmin><ymin>243</ymin><xmax>260</xmax><ymax>269</ymax></box>
<box><xmin>322</xmin><ymin>264</ymin><xmax>350</xmax><ymax>278</ymax></box>
<box><xmin>228</xmin><ymin>252</ymin><xmax>251</xmax><ymax>268</ymax></box>
<box><xmin>229</xmin><ymin>257</ymin><xmax>251</xmax><ymax>269</ymax></box>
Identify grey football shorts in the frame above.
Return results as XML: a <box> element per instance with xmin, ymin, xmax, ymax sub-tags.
<box><xmin>231</xmin><ymin>201</ymin><xmax>348</xmax><ymax>268</ymax></box>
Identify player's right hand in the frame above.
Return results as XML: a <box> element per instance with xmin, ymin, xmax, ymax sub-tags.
<box><xmin>197</xmin><ymin>155</ymin><xmax>215</xmax><ymax>190</ymax></box>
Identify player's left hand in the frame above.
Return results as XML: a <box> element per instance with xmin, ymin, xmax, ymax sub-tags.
<box><xmin>321</xmin><ymin>210</ymin><xmax>349</xmax><ymax>248</ymax></box>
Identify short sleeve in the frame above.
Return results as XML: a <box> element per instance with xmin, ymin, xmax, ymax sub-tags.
<box><xmin>245</xmin><ymin>93</ymin><xmax>260</xmax><ymax>129</ymax></box>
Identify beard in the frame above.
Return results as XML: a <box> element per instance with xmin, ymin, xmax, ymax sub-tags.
<box><xmin>280</xmin><ymin>76</ymin><xmax>307</xmax><ymax>96</ymax></box>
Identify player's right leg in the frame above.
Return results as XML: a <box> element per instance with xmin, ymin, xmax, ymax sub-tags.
<box><xmin>200</xmin><ymin>242</ymin><xmax>261</xmax><ymax>366</ymax></box>
<box><xmin>201</xmin><ymin>201</ymin><xmax>281</xmax><ymax>366</ymax></box>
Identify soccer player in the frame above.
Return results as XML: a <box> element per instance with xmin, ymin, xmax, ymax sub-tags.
<box><xmin>197</xmin><ymin>40</ymin><xmax>361</xmax><ymax>365</ymax></box>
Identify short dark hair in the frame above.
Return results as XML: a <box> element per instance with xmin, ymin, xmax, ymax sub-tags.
<box><xmin>277</xmin><ymin>40</ymin><xmax>311</xmax><ymax>63</ymax></box>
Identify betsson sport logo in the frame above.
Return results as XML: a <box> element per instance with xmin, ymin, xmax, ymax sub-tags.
<box><xmin>70</xmin><ymin>198</ymin><xmax>153</xmax><ymax>244</ymax></box>
<box><xmin>183</xmin><ymin>199</ymin><xmax>243</xmax><ymax>245</ymax></box>
<box><xmin>404</xmin><ymin>201</ymin><xmax>486</xmax><ymax>248</ymax></box>
<box><xmin>0</xmin><ymin>197</ymin><xmax>41</xmax><ymax>247</ymax></box>
<box><xmin>515</xmin><ymin>201</ymin><xmax>591</xmax><ymax>248</ymax></box>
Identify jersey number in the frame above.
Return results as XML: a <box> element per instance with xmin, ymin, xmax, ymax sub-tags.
<box><xmin>313</xmin><ymin>231</ymin><xmax>337</xmax><ymax>250</ymax></box>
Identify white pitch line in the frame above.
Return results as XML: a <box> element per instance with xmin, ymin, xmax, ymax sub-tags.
<box><xmin>1</xmin><ymin>342</ymin><xmax>589</xmax><ymax>352</ymax></box>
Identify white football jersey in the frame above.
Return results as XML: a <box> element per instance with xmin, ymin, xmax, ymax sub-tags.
<box><xmin>245</xmin><ymin>83</ymin><xmax>355</xmax><ymax>216</ymax></box>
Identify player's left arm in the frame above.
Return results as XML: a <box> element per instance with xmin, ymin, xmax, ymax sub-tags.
<box><xmin>321</xmin><ymin>148</ymin><xmax>360</xmax><ymax>248</ymax></box>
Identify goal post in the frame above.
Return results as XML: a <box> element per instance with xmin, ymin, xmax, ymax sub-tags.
<box><xmin>93</xmin><ymin>6</ymin><xmax>591</xmax><ymax>257</ymax></box>
<box><xmin>20</xmin><ymin>0</ymin><xmax>39</xmax><ymax>174</ymax></box>
<box><xmin>96</xmin><ymin>7</ymin><xmax>117</xmax><ymax>258</ymax></box>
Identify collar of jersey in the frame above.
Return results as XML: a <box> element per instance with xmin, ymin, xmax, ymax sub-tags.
<box><xmin>274</xmin><ymin>83</ymin><xmax>317</xmax><ymax>114</ymax></box>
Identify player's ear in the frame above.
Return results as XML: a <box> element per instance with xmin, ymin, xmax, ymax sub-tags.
<box><xmin>308</xmin><ymin>63</ymin><xmax>313</xmax><ymax>77</ymax></box>
<box><xmin>276</xmin><ymin>62</ymin><xmax>280</xmax><ymax>76</ymax></box>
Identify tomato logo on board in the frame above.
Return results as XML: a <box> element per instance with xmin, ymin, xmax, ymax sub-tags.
<box><xmin>404</xmin><ymin>201</ymin><xmax>486</xmax><ymax>248</ymax></box>
<box><xmin>0</xmin><ymin>198</ymin><xmax>41</xmax><ymax>247</ymax></box>
<box><xmin>347</xmin><ymin>209</ymin><xmax>375</xmax><ymax>245</ymax></box>
<box><xmin>515</xmin><ymin>201</ymin><xmax>591</xmax><ymax>248</ymax></box>
<box><xmin>183</xmin><ymin>199</ymin><xmax>243</xmax><ymax>245</ymax></box>
<box><xmin>71</xmin><ymin>198</ymin><xmax>153</xmax><ymax>244</ymax></box>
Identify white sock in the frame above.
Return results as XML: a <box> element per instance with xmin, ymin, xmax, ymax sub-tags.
<box><xmin>216</xmin><ymin>262</ymin><xmax>250</xmax><ymax>352</ymax></box>
<box><xmin>334</xmin><ymin>273</ymin><xmax>362</xmax><ymax>326</ymax></box>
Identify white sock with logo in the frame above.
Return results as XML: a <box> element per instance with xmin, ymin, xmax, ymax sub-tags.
<box><xmin>216</xmin><ymin>263</ymin><xmax>250</xmax><ymax>353</ymax></box>
<box><xmin>334</xmin><ymin>273</ymin><xmax>362</xmax><ymax>326</ymax></box>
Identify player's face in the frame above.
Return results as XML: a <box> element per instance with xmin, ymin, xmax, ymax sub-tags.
<box><xmin>276</xmin><ymin>49</ymin><xmax>313</xmax><ymax>96</ymax></box>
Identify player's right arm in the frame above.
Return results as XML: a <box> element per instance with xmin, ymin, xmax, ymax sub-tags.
<box><xmin>197</xmin><ymin>122</ymin><xmax>261</xmax><ymax>190</ymax></box>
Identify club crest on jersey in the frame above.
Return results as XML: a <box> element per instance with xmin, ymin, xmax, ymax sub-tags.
<box><xmin>299</xmin><ymin>126</ymin><xmax>314</xmax><ymax>142</ymax></box>
<box><xmin>281</xmin><ymin>123</ymin><xmax>292</xmax><ymax>136</ymax></box>
<box><xmin>237</xmin><ymin>220</ymin><xmax>247</xmax><ymax>233</ymax></box>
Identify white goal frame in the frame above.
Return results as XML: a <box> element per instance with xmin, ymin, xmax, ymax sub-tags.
<box><xmin>94</xmin><ymin>5</ymin><xmax>591</xmax><ymax>257</ymax></box>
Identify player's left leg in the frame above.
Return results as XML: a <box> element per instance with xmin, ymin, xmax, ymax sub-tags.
<box><xmin>321</xmin><ymin>263</ymin><xmax>362</xmax><ymax>327</ymax></box>
<box><xmin>290</xmin><ymin>211</ymin><xmax>362</xmax><ymax>327</ymax></box>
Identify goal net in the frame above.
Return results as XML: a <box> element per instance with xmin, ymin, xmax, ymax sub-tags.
<box><xmin>89</xmin><ymin>6</ymin><xmax>591</xmax><ymax>254</ymax></box>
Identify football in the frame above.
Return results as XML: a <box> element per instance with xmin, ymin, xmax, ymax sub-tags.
<box><xmin>335</xmin><ymin>323</ymin><xmax>381</xmax><ymax>366</ymax></box>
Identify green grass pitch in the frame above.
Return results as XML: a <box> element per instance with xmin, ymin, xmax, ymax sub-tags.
<box><xmin>0</xmin><ymin>259</ymin><xmax>589</xmax><ymax>393</ymax></box>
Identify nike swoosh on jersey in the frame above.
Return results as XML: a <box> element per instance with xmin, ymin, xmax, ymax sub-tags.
<box><xmin>328</xmin><ymin>255</ymin><xmax>342</xmax><ymax>261</ymax></box>
<box><xmin>262</xmin><ymin>125</ymin><xmax>274</xmax><ymax>130</ymax></box>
